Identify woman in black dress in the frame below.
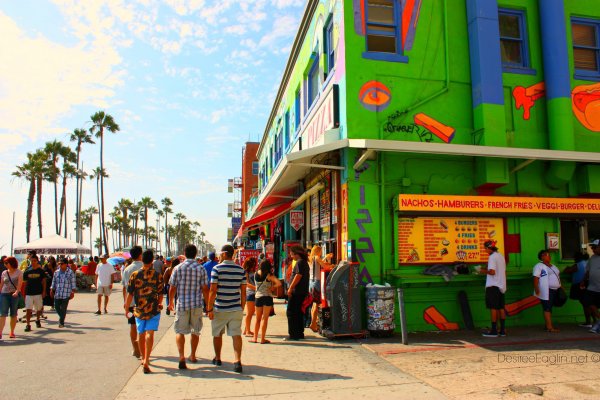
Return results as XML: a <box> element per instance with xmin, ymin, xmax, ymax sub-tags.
<box><xmin>43</xmin><ymin>256</ymin><xmax>57</xmax><ymax>309</ymax></box>
<box><xmin>286</xmin><ymin>246</ymin><xmax>309</xmax><ymax>341</ymax></box>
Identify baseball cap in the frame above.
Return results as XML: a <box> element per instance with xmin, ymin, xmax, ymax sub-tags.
<box><xmin>590</xmin><ymin>239</ymin><xmax>600</xmax><ymax>247</ymax></box>
<box><xmin>100</xmin><ymin>254</ymin><xmax>109</xmax><ymax>259</ymax></box>
<box><xmin>220</xmin><ymin>244</ymin><xmax>234</xmax><ymax>257</ymax></box>
<box><xmin>484</xmin><ymin>240</ymin><xmax>498</xmax><ymax>250</ymax></box>
<box><xmin>58</xmin><ymin>257</ymin><xmax>68</xmax><ymax>264</ymax></box>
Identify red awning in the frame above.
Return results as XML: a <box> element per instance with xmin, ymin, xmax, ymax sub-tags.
<box><xmin>240</xmin><ymin>199</ymin><xmax>295</xmax><ymax>234</ymax></box>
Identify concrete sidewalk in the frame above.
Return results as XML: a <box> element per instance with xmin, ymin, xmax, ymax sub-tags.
<box><xmin>117</xmin><ymin>300</ymin><xmax>446</xmax><ymax>400</ymax></box>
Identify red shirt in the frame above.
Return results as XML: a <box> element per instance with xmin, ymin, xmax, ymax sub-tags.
<box><xmin>83</xmin><ymin>261</ymin><xmax>97</xmax><ymax>275</ymax></box>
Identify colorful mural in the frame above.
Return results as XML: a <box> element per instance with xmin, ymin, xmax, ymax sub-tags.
<box><xmin>423</xmin><ymin>306</ymin><xmax>460</xmax><ymax>331</ymax></box>
<box><xmin>572</xmin><ymin>83</ymin><xmax>600</xmax><ymax>131</ymax></box>
<box><xmin>505</xmin><ymin>296</ymin><xmax>541</xmax><ymax>317</ymax></box>
<box><xmin>359</xmin><ymin>81</ymin><xmax>392</xmax><ymax>112</ymax></box>
<box><xmin>414</xmin><ymin>113</ymin><xmax>455</xmax><ymax>143</ymax></box>
<box><xmin>513</xmin><ymin>82</ymin><xmax>546</xmax><ymax>121</ymax></box>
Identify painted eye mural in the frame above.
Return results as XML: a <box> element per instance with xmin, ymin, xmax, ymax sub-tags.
<box><xmin>359</xmin><ymin>81</ymin><xmax>392</xmax><ymax>111</ymax></box>
<box><xmin>572</xmin><ymin>83</ymin><xmax>600</xmax><ymax>132</ymax></box>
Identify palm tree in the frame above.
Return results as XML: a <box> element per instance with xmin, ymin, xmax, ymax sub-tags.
<box><xmin>12</xmin><ymin>151</ymin><xmax>46</xmax><ymax>242</ymax></box>
<box><xmin>175</xmin><ymin>213</ymin><xmax>186</xmax><ymax>254</ymax></box>
<box><xmin>138</xmin><ymin>197</ymin><xmax>157</xmax><ymax>248</ymax></box>
<box><xmin>129</xmin><ymin>203</ymin><xmax>141</xmax><ymax>245</ymax></box>
<box><xmin>58</xmin><ymin>146</ymin><xmax>77</xmax><ymax>237</ymax></box>
<box><xmin>117</xmin><ymin>198</ymin><xmax>133</xmax><ymax>247</ymax></box>
<box><xmin>75</xmin><ymin>168</ymin><xmax>89</xmax><ymax>243</ymax></box>
<box><xmin>90</xmin><ymin>111</ymin><xmax>120</xmax><ymax>255</ymax></box>
<box><xmin>161</xmin><ymin>197</ymin><xmax>173</xmax><ymax>256</ymax></box>
<box><xmin>44</xmin><ymin>140</ymin><xmax>65</xmax><ymax>234</ymax></box>
<box><xmin>156</xmin><ymin>209</ymin><xmax>164</xmax><ymax>253</ymax></box>
<box><xmin>70</xmin><ymin>128</ymin><xmax>95</xmax><ymax>243</ymax></box>
<box><xmin>83</xmin><ymin>206</ymin><xmax>99</xmax><ymax>254</ymax></box>
<box><xmin>90</xmin><ymin>167</ymin><xmax>108</xmax><ymax>254</ymax></box>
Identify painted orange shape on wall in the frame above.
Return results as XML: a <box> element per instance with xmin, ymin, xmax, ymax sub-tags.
<box><xmin>414</xmin><ymin>113</ymin><xmax>455</xmax><ymax>143</ymax></box>
<box><xmin>513</xmin><ymin>82</ymin><xmax>545</xmax><ymax>120</ymax></box>
<box><xmin>572</xmin><ymin>83</ymin><xmax>600</xmax><ymax>132</ymax></box>
<box><xmin>423</xmin><ymin>305</ymin><xmax>460</xmax><ymax>331</ymax></box>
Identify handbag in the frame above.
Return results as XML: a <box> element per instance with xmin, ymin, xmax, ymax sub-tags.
<box><xmin>549</xmin><ymin>267</ymin><xmax>567</xmax><ymax>307</ymax></box>
<box><xmin>301</xmin><ymin>293</ymin><xmax>313</xmax><ymax>313</ymax></box>
<box><xmin>7</xmin><ymin>273</ymin><xmax>25</xmax><ymax>309</ymax></box>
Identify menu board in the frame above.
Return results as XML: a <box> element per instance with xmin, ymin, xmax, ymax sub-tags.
<box><xmin>320</xmin><ymin>188</ymin><xmax>331</xmax><ymax>228</ymax></box>
<box><xmin>311</xmin><ymin>193</ymin><xmax>319</xmax><ymax>230</ymax></box>
<box><xmin>398</xmin><ymin>217</ymin><xmax>504</xmax><ymax>264</ymax></box>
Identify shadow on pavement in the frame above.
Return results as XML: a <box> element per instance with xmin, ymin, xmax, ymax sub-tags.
<box><xmin>144</xmin><ymin>355</ymin><xmax>351</xmax><ymax>381</ymax></box>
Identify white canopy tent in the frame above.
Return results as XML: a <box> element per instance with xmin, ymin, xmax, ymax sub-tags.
<box><xmin>14</xmin><ymin>235</ymin><xmax>91</xmax><ymax>256</ymax></box>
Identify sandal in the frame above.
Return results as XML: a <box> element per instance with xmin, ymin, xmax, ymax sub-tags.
<box><xmin>248</xmin><ymin>339</ymin><xmax>258</xmax><ymax>343</ymax></box>
<box><xmin>260</xmin><ymin>339</ymin><xmax>271</xmax><ymax>344</ymax></box>
<box><xmin>143</xmin><ymin>366</ymin><xmax>152</xmax><ymax>374</ymax></box>
<box><xmin>9</xmin><ymin>333</ymin><xmax>16</xmax><ymax>339</ymax></box>
<box><xmin>545</xmin><ymin>328</ymin><xmax>560</xmax><ymax>333</ymax></box>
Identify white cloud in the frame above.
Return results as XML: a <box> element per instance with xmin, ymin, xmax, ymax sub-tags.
<box><xmin>271</xmin><ymin>0</ymin><xmax>304</xmax><ymax>9</ymax></box>
<box><xmin>224</xmin><ymin>25</ymin><xmax>247</xmax><ymax>35</ymax></box>
<box><xmin>210</xmin><ymin>109</ymin><xmax>227</xmax><ymax>124</ymax></box>
<box><xmin>0</xmin><ymin>11</ymin><xmax>124</xmax><ymax>149</ymax></box>
<box><xmin>258</xmin><ymin>15</ymin><xmax>300</xmax><ymax>49</ymax></box>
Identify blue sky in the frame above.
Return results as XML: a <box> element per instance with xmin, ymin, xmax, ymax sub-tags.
<box><xmin>0</xmin><ymin>0</ymin><xmax>305</xmax><ymax>253</ymax></box>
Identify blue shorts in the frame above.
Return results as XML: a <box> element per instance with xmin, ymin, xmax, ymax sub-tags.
<box><xmin>0</xmin><ymin>293</ymin><xmax>19</xmax><ymax>317</ymax></box>
<box><xmin>135</xmin><ymin>313</ymin><xmax>160</xmax><ymax>334</ymax></box>
<box><xmin>247</xmin><ymin>293</ymin><xmax>256</xmax><ymax>302</ymax></box>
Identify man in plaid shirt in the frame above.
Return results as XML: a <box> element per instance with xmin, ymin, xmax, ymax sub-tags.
<box><xmin>168</xmin><ymin>244</ymin><xmax>209</xmax><ymax>370</ymax></box>
<box><xmin>50</xmin><ymin>258</ymin><xmax>76</xmax><ymax>328</ymax></box>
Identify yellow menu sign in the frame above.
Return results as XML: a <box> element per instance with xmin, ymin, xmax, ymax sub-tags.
<box><xmin>398</xmin><ymin>217</ymin><xmax>504</xmax><ymax>264</ymax></box>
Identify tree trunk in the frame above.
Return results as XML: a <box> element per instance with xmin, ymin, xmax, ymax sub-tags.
<box><xmin>99</xmin><ymin>130</ymin><xmax>109</xmax><ymax>255</ymax></box>
<box><xmin>58</xmin><ymin>174</ymin><xmax>67</xmax><ymax>236</ymax></box>
<box><xmin>26</xmin><ymin>179</ymin><xmax>35</xmax><ymax>242</ymax></box>
<box><xmin>97</xmin><ymin>177</ymin><xmax>102</xmax><ymax>255</ymax></box>
<box><xmin>78</xmin><ymin>163</ymin><xmax>84</xmax><ymax>244</ymax></box>
<box><xmin>164</xmin><ymin>213</ymin><xmax>169</xmax><ymax>256</ymax></box>
<box><xmin>53</xmin><ymin>160</ymin><xmax>59</xmax><ymax>234</ymax></box>
<box><xmin>89</xmin><ymin>215</ymin><xmax>93</xmax><ymax>256</ymax></box>
<box><xmin>36</xmin><ymin>176</ymin><xmax>43</xmax><ymax>239</ymax></box>
<box><xmin>144</xmin><ymin>207</ymin><xmax>148</xmax><ymax>248</ymax></box>
<box><xmin>75</xmin><ymin>150</ymin><xmax>80</xmax><ymax>242</ymax></box>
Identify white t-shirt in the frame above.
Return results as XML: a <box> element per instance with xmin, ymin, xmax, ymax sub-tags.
<box><xmin>485</xmin><ymin>251</ymin><xmax>507</xmax><ymax>293</ymax></box>
<box><xmin>96</xmin><ymin>263</ymin><xmax>115</xmax><ymax>287</ymax></box>
<box><xmin>533</xmin><ymin>263</ymin><xmax>561</xmax><ymax>301</ymax></box>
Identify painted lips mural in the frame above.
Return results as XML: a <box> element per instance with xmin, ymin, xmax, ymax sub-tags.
<box><xmin>572</xmin><ymin>83</ymin><xmax>600</xmax><ymax>132</ymax></box>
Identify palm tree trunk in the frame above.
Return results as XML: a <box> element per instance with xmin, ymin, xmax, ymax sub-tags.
<box><xmin>99</xmin><ymin>130</ymin><xmax>109</xmax><ymax>255</ymax></box>
<box><xmin>89</xmin><ymin>215</ymin><xmax>93</xmax><ymax>255</ymax></box>
<box><xmin>54</xmin><ymin>172</ymin><xmax>59</xmax><ymax>234</ymax></box>
<box><xmin>144</xmin><ymin>207</ymin><xmax>148</xmax><ymax>248</ymax></box>
<box><xmin>36</xmin><ymin>176</ymin><xmax>43</xmax><ymax>238</ymax></box>
<box><xmin>97</xmin><ymin>177</ymin><xmax>102</xmax><ymax>254</ymax></box>
<box><xmin>26</xmin><ymin>179</ymin><xmax>35</xmax><ymax>242</ymax></box>
<box><xmin>75</xmin><ymin>151</ymin><xmax>80</xmax><ymax>242</ymax></box>
<box><xmin>78</xmin><ymin>163</ymin><xmax>84</xmax><ymax>244</ymax></box>
<box><xmin>59</xmin><ymin>175</ymin><xmax>67</xmax><ymax>236</ymax></box>
<box><xmin>164</xmin><ymin>213</ymin><xmax>169</xmax><ymax>256</ymax></box>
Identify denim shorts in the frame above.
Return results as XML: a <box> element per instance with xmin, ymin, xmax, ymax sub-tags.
<box><xmin>246</xmin><ymin>292</ymin><xmax>256</xmax><ymax>302</ymax></box>
<box><xmin>0</xmin><ymin>293</ymin><xmax>19</xmax><ymax>317</ymax></box>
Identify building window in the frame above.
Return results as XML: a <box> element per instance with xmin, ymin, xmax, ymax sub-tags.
<box><xmin>252</xmin><ymin>161</ymin><xmax>258</xmax><ymax>176</ymax></box>
<box><xmin>572</xmin><ymin>18</ymin><xmax>600</xmax><ymax>79</ymax></box>
<box><xmin>284</xmin><ymin>111</ymin><xmax>290</xmax><ymax>150</ymax></box>
<box><xmin>307</xmin><ymin>57</ymin><xmax>319</xmax><ymax>110</ymax></box>
<box><xmin>363</xmin><ymin>0</ymin><xmax>408</xmax><ymax>62</ymax></box>
<box><xmin>499</xmin><ymin>9</ymin><xmax>533</xmax><ymax>74</ymax></box>
<box><xmin>324</xmin><ymin>17</ymin><xmax>335</xmax><ymax>76</ymax></box>
<box><xmin>295</xmin><ymin>88</ymin><xmax>301</xmax><ymax>129</ymax></box>
<box><xmin>560</xmin><ymin>219</ymin><xmax>600</xmax><ymax>259</ymax></box>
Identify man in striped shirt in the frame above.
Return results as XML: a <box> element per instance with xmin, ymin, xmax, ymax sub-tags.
<box><xmin>207</xmin><ymin>244</ymin><xmax>246</xmax><ymax>373</ymax></box>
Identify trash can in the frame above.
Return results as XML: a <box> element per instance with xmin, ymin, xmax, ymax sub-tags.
<box><xmin>366</xmin><ymin>286</ymin><xmax>396</xmax><ymax>337</ymax></box>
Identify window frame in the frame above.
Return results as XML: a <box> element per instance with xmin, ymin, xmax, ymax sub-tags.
<box><xmin>571</xmin><ymin>17</ymin><xmax>600</xmax><ymax>81</ymax></box>
<box><xmin>294</xmin><ymin>88</ymin><xmax>301</xmax><ymax>132</ymax></box>
<box><xmin>252</xmin><ymin>161</ymin><xmax>259</xmax><ymax>176</ymax></box>
<box><xmin>324</xmin><ymin>16</ymin><xmax>335</xmax><ymax>76</ymax></box>
<box><xmin>362</xmin><ymin>0</ymin><xmax>408</xmax><ymax>63</ymax></box>
<box><xmin>498</xmin><ymin>8</ymin><xmax>536</xmax><ymax>75</ymax></box>
<box><xmin>306</xmin><ymin>53</ymin><xmax>320</xmax><ymax>112</ymax></box>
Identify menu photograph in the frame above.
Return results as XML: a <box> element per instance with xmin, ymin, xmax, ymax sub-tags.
<box><xmin>398</xmin><ymin>217</ymin><xmax>504</xmax><ymax>264</ymax></box>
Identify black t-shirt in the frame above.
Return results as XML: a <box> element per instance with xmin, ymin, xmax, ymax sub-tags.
<box><xmin>292</xmin><ymin>259</ymin><xmax>310</xmax><ymax>296</ymax></box>
<box><xmin>23</xmin><ymin>268</ymin><xmax>47</xmax><ymax>295</ymax></box>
